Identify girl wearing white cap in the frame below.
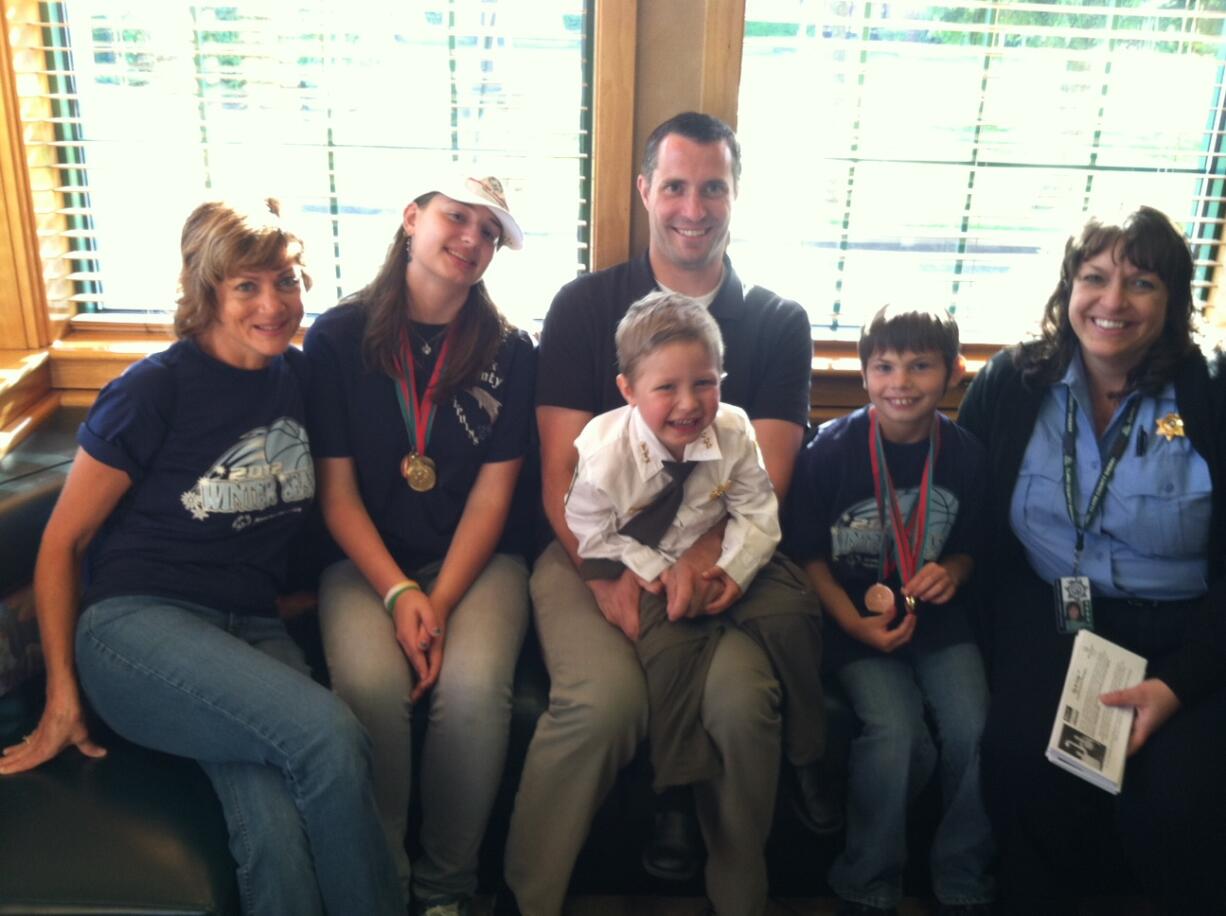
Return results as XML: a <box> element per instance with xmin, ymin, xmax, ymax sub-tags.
<box><xmin>303</xmin><ymin>174</ymin><xmax>534</xmax><ymax>916</ymax></box>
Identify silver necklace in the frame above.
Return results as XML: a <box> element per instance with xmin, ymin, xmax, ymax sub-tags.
<box><xmin>412</xmin><ymin>324</ymin><xmax>448</xmax><ymax>356</ymax></box>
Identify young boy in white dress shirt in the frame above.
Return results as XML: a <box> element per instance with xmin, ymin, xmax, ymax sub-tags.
<box><xmin>565</xmin><ymin>289</ymin><xmax>824</xmax><ymax>796</ymax></box>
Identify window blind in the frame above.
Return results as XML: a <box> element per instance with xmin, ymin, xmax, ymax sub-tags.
<box><xmin>10</xmin><ymin>0</ymin><xmax>591</xmax><ymax>329</ymax></box>
<box><xmin>735</xmin><ymin>0</ymin><xmax>1226</xmax><ymax>344</ymax></box>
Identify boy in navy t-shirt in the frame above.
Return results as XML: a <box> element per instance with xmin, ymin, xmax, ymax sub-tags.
<box><xmin>788</xmin><ymin>305</ymin><xmax>995</xmax><ymax>915</ymax></box>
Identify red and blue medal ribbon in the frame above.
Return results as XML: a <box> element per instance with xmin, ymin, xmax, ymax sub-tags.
<box><xmin>394</xmin><ymin>325</ymin><xmax>454</xmax><ymax>460</ymax></box>
<box><xmin>868</xmin><ymin>407</ymin><xmax>939</xmax><ymax>588</ymax></box>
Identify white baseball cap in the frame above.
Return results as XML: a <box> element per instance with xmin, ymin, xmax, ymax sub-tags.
<box><xmin>415</xmin><ymin>173</ymin><xmax>524</xmax><ymax>250</ymax></box>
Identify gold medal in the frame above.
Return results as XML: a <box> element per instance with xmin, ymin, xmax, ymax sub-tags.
<box><xmin>904</xmin><ymin>594</ymin><xmax>917</xmax><ymax>614</ymax></box>
<box><xmin>864</xmin><ymin>583</ymin><xmax>896</xmax><ymax>615</ymax></box>
<box><xmin>394</xmin><ymin>326</ymin><xmax>452</xmax><ymax>496</ymax></box>
<box><xmin>400</xmin><ymin>452</ymin><xmax>437</xmax><ymax>492</ymax></box>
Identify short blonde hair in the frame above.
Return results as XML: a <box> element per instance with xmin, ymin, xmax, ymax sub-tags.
<box><xmin>615</xmin><ymin>289</ymin><xmax>724</xmax><ymax>381</ymax></box>
<box><xmin>174</xmin><ymin>197</ymin><xmax>310</xmax><ymax>340</ymax></box>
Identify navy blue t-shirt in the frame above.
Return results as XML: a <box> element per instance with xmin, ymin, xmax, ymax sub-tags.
<box><xmin>303</xmin><ymin>301</ymin><xmax>536</xmax><ymax>572</ymax></box>
<box><xmin>786</xmin><ymin>406</ymin><xmax>986</xmax><ymax>668</ymax></box>
<box><xmin>79</xmin><ymin>339</ymin><xmax>315</xmax><ymax>617</ymax></box>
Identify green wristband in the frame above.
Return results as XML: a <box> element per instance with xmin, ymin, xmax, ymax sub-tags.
<box><xmin>383</xmin><ymin>580</ymin><xmax>421</xmax><ymax>613</ymax></box>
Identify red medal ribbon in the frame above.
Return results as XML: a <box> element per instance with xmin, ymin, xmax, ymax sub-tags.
<box><xmin>868</xmin><ymin>407</ymin><xmax>939</xmax><ymax>586</ymax></box>
<box><xmin>395</xmin><ymin>325</ymin><xmax>454</xmax><ymax>456</ymax></box>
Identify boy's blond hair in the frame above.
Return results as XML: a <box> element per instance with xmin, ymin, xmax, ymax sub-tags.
<box><xmin>615</xmin><ymin>290</ymin><xmax>724</xmax><ymax>381</ymax></box>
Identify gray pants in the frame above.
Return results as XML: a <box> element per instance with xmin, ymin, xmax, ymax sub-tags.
<box><xmin>504</xmin><ymin>540</ymin><xmax>783</xmax><ymax>916</ymax></box>
<box><xmin>318</xmin><ymin>554</ymin><xmax>529</xmax><ymax>904</ymax></box>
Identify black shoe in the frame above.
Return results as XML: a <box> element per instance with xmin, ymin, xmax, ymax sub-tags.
<box><xmin>641</xmin><ymin>793</ymin><xmax>702</xmax><ymax>881</ymax></box>
<box><xmin>793</xmin><ymin>761</ymin><xmax>844</xmax><ymax>837</ymax></box>
<box><xmin>491</xmin><ymin>884</ymin><xmax>521</xmax><ymax>916</ymax></box>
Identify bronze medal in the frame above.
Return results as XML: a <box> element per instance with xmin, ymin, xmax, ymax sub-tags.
<box><xmin>864</xmin><ymin>583</ymin><xmax>896</xmax><ymax>615</ymax></box>
<box><xmin>400</xmin><ymin>452</ymin><xmax>437</xmax><ymax>492</ymax></box>
<box><xmin>869</xmin><ymin>407</ymin><xmax>939</xmax><ymax>618</ymax></box>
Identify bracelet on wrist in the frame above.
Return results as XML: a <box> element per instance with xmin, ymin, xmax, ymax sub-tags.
<box><xmin>383</xmin><ymin>579</ymin><xmax>421</xmax><ymax>613</ymax></box>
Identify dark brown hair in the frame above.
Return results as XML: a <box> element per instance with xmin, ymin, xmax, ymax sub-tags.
<box><xmin>175</xmin><ymin>197</ymin><xmax>309</xmax><ymax>340</ymax></box>
<box><xmin>858</xmin><ymin>304</ymin><xmax>961</xmax><ymax>375</ymax></box>
<box><xmin>641</xmin><ymin>111</ymin><xmax>742</xmax><ymax>190</ymax></box>
<box><xmin>1016</xmin><ymin>205</ymin><xmax>1196</xmax><ymax>394</ymax></box>
<box><xmin>355</xmin><ymin>192</ymin><xmax>509</xmax><ymax>402</ymax></box>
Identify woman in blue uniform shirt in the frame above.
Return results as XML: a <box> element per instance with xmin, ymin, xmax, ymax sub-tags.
<box><xmin>0</xmin><ymin>198</ymin><xmax>401</xmax><ymax>916</ymax></box>
<box><xmin>958</xmin><ymin>205</ymin><xmax>1226</xmax><ymax>913</ymax></box>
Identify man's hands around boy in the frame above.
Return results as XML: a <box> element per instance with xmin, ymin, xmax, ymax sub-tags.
<box><xmin>588</xmin><ymin>569</ymin><xmax>643</xmax><ymax>641</ymax></box>
<box><xmin>661</xmin><ymin>526</ymin><xmax>727</xmax><ymax>619</ymax></box>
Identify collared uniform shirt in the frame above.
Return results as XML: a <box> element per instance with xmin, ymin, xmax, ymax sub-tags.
<box><xmin>566</xmin><ymin>403</ymin><xmax>780</xmax><ymax>590</ymax></box>
<box><xmin>1009</xmin><ymin>350</ymin><xmax>1212</xmax><ymax>600</ymax></box>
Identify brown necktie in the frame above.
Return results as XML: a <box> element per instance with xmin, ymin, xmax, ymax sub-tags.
<box><xmin>580</xmin><ymin>460</ymin><xmax>696</xmax><ymax>580</ymax></box>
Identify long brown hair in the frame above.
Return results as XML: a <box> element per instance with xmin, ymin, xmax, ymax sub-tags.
<box><xmin>354</xmin><ymin>192</ymin><xmax>509</xmax><ymax>402</ymax></box>
<box><xmin>1015</xmin><ymin>205</ymin><xmax>1196</xmax><ymax>395</ymax></box>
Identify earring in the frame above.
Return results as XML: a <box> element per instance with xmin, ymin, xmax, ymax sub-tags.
<box><xmin>404</xmin><ymin>235</ymin><xmax>413</xmax><ymax>259</ymax></box>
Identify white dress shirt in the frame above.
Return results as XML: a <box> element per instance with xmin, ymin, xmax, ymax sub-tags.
<box><xmin>566</xmin><ymin>402</ymin><xmax>781</xmax><ymax>590</ymax></box>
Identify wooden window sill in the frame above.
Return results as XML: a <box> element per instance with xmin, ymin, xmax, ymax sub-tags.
<box><xmin>13</xmin><ymin>326</ymin><xmax>1006</xmax><ymax>444</ymax></box>
<box><xmin>0</xmin><ymin>349</ymin><xmax>57</xmax><ymax>458</ymax></box>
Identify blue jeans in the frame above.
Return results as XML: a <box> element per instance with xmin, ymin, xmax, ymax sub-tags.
<box><xmin>75</xmin><ymin>595</ymin><xmax>402</xmax><ymax>916</ymax></box>
<box><xmin>829</xmin><ymin>641</ymin><xmax>995</xmax><ymax>909</ymax></box>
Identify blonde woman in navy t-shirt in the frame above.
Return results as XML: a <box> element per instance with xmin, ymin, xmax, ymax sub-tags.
<box><xmin>0</xmin><ymin>199</ymin><xmax>401</xmax><ymax>916</ymax></box>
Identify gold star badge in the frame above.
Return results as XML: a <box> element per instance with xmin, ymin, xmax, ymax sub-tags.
<box><xmin>708</xmin><ymin>480</ymin><xmax>730</xmax><ymax>502</ymax></box>
<box><xmin>1155</xmin><ymin>413</ymin><xmax>1185</xmax><ymax>441</ymax></box>
<box><xmin>639</xmin><ymin>442</ymin><xmax>651</xmax><ymax>463</ymax></box>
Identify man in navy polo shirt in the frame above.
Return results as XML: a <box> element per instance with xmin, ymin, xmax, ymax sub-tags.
<box><xmin>504</xmin><ymin>112</ymin><xmax>818</xmax><ymax>916</ymax></box>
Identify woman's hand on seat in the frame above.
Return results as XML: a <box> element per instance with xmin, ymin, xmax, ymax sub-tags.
<box><xmin>0</xmin><ymin>688</ymin><xmax>106</xmax><ymax>775</ymax></box>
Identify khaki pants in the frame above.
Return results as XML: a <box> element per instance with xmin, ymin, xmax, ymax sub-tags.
<box><xmin>319</xmin><ymin>555</ymin><xmax>530</xmax><ymax>904</ymax></box>
<box><xmin>504</xmin><ymin>540</ymin><xmax>792</xmax><ymax>916</ymax></box>
<box><xmin>637</xmin><ymin>554</ymin><xmax>825</xmax><ymax>791</ymax></box>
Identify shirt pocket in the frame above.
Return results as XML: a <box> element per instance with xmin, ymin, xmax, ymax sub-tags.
<box><xmin>1014</xmin><ymin>457</ymin><xmax>1068</xmax><ymax>539</ymax></box>
<box><xmin>1106</xmin><ymin>444</ymin><xmax>1212</xmax><ymax>559</ymax></box>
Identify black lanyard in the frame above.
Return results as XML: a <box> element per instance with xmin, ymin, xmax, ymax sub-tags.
<box><xmin>1061</xmin><ymin>390</ymin><xmax>1142</xmax><ymax>566</ymax></box>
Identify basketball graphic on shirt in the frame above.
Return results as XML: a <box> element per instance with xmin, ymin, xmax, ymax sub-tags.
<box><xmin>210</xmin><ymin>428</ymin><xmax>267</xmax><ymax>476</ymax></box>
<box><xmin>265</xmin><ymin>417</ymin><xmax>313</xmax><ymax>472</ymax></box>
<box><xmin>830</xmin><ymin>485</ymin><xmax>960</xmax><ymax>574</ymax></box>
<box><xmin>180</xmin><ymin>417</ymin><xmax>315</xmax><ymax>522</ymax></box>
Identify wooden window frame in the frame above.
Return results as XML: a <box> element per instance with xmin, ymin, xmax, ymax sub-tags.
<box><xmin>7</xmin><ymin>0</ymin><xmax>1223</xmax><ymax>452</ymax></box>
<box><xmin>0</xmin><ymin>0</ymin><xmax>638</xmax><ymax>454</ymax></box>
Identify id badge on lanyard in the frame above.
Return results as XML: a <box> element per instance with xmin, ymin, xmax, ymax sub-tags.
<box><xmin>1055</xmin><ymin>392</ymin><xmax>1141</xmax><ymax>634</ymax></box>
